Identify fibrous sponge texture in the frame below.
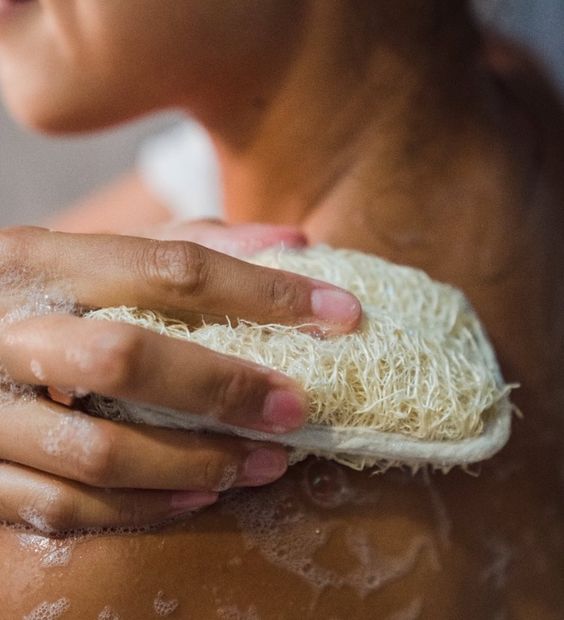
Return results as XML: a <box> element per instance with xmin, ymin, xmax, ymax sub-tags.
<box><xmin>86</xmin><ymin>246</ymin><xmax>510</xmax><ymax>446</ymax></box>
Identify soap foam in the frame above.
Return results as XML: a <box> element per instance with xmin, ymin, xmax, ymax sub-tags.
<box><xmin>17</xmin><ymin>507</ymin><xmax>55</xmax><ymax>536</ymax></box>
<box><xmin>23</xmin><ymin>597</ymin><xmax>70</xmax><ymax>620</ymax></box>
<box><xmin>17</xmin><ymin>533</ymin><xmax>75</xmax><ymax>568</ymax></box>
<box><xmin>216</xmin><ymin>464</ymin><xmax>238</xmax><ymax>492</ymax></box>
<box><xmin>153</xmin><ymin>591</ymin><xmax>179</xmax><ymax>617</ymax></box>
<box><xmin>40</xmin><ymin>412</ymin><xmax>95</xmax><ymax>458</ymax></box>
<box><xmin>30</xmin><ymin>359</ymin><xmax>47</xmax><ymax>382</ymax></box>
<box><xmin>222</xmin><ymin>476</ymin><xmax>438</xmax><ymax>599</ymax></box>
<box><xmin>0</xmin><ymin>280</ymin><xmax>77</xmax><ymax>403</ymax></box>
<box><xmin>97</xmin><ymin>606</ymin><xmax>120</xmax><ymax>620</ymax></box>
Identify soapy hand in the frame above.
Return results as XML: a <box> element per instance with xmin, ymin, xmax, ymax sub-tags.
<box><xmin>0</xmin><ymin>224</ymin><xmax>361</xmax><ymax>532</ymax></box>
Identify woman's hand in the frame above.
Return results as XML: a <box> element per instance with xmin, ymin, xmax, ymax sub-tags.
<box><xmin>0</xmin><ymin>225</ymin><xmax>361</xmax><ymax>532</ymax></box>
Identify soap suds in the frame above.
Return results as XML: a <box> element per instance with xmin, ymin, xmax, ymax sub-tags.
<box><xmin>222</xmin><ymin>479</ymin><xmax>438</xmax><ymax>598</ymax></box>
<box><xmin>23</xmin><ymin>597</ymin><xmax>70</xmax><ymax>620</ymax></box>
<box><xmin>0</xmin><ymin>280</ymin><xmax>77</xmax><ymax>404</ymax></box>
<box><xmin>17</xmin><ymin>507</ymin><xmax>55</xmax><ymax>536</ymax></box>
<box><xmin>97</xmin><ymin>606</ymin><xmax>120</xmax><ymax>620</ymax></box>
<box><xmin>153</xmin><ymin>591</ymin><xmax>179</xmax><ymax>617</ymax></box>
<box><xmin>300</xmin><ymin>459</ymin><xmax>353</xmax><ymax>509</ymax></box>
<box><xmin>40</xmin><ymin>412</ymin><xmax>95</xmax><ymax>458</ymax></box>
<box><xmin>216</xmin><ymin>464</ymin><xmax>238</xmax><ymax>492</ymax></box>
<box><xmin>17</xmin><ymin>484</ymin><xmax>65</xmax><ymax>534</ymax></box>
<box><xmin>30</xmin><ymin>360</ymin><xmax>47</xmax><ymax>382</ymax></box>
<box><xmin>17</xmin><ymin>533</ymin><xmax>76</xmax><ymax>568</ymax></box>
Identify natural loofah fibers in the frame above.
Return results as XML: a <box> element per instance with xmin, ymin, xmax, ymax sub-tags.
<box><xmin>84</xmin><ymin>246</ymin><xmax>513</xmax><ymax>471</ymax></box>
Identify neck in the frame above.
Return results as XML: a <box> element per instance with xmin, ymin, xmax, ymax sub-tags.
<box><xmin>188</xmin><ymin>2</ymin><xmax>564</xmax><ymax>434</ymax></box>
<box><xmin>194</xmin><ymin>2</ymin><xmax>540</xmax><ymax>272</ymax></box>
<box><xmin>192</xmin><ymin>2</ymin><xmax>491</xmax><ymax>225</ymax></box>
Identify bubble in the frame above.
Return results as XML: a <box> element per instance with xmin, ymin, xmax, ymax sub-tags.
<box><xmin>153</xmin><ymin>591</ymin><xmax>179</xmax><ymax>617</ymax></box>
<box><xmin>2</xmin><ymin>509</ymin><xmax>198</xmax><ymax>540</ymax></box>
<box><xmin>0</xmin><ymin>280</ymin><xmax>77</xmax><ymax>405</ymax></box>
<box><xmin>40</xmin><ymin>411</ymin><xmax>95</xmax><ymax>458</ymax></box>
<box><xmin>64</xmin><ymin>344</ymin><xmax>96</xmax><ymax>374</ymax></box>
<box><xmin>17</xmin><ymin>507</ymin><xmax>55</xmax><ymax>535</ymax></box>
<box><xmin>0</xmin><ymin>280</ymin><xmax>76</xmax><ymax>328</ymax></box>
<box><xmin>222</xmin><ymin>479</ymin><xmax>438</xmax><ymax>599</ymax></box>
<box><xmin>301</xmin><ymin>459</ymin><xmax>351</xmax><ymax>509</ymax></box>
<box><xmin>98</xmin><ymin>606</ymin><xmax>120</xmax><ymax>620</ymax></box>
<box><xmin>216</xmin><ymin>464</ymin><xmax>238</xmax><ymax>492</ymax></box>
<box><xmin>16</xmin><ymin>485</ymin><xmax>66</xmax><ymax>534</ymax></box>
<box><xmin>343</xmin><ymin>528</ymin><xmax>435</xmax><ymax>598</ymax></box>
<box><xmin>23</xmin><ymin>597</ymin><xmax>70</xmax><ymax>620</ymax></box>
<box><xmin>17</xmin><ymin>533</ymin><xmax>76</xmax><ymax>568</ymax></box>
<box><xmin>221</xmin><ymin>484</ymin><xmax>337</xmax><ymax>592</ymax></box>
<box><xmin>30</xmin><ymin>359</ymin><xmax>47</xmax><ymax>382</ymax></box>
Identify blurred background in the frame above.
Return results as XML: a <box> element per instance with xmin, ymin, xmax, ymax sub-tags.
<box><xmin>0</xmin><ymin>0</ymin><xmax>563</xmax><ymax>227</ymax></box>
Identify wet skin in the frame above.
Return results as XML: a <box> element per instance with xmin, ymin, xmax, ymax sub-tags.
<box><xmin>2</xmin><ymin>128</ymin><xmax>564</xmax><ymax>617</ymax></box>
<box><xmin>1</xmin><ymin>445</ymin><xmax>563</xmax><ymax>619</ymax></box>
<box><xmin>0</xmin><ymin>4</ymin><xmax>563</xmax><ymax>618</ymax></box>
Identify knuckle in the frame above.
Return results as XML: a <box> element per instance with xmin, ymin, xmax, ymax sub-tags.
<box><xmin>0</xmin><ymin>226</ymin><xmax>36</xmax><ymax>278</ymax></box>
<box><xmin>29</xmin><ymin>485</ymin><xmax>76</xmax><ymax>532</ymax></box>
<box><xmin>201</xmin><ymin>456</ymin><xmax>235</xmax><ymax>491</ymax></box>
<box><xmin>141</xmin><ymin>241</ymin><xmax>209</xmax><ymax>297</ymax></box>
<box><xmin>87</xmin><ymin>326</ymin><xmax>143</xmax><ymax>393</ymax></box>
<box><xmin>266</xmin><ymin>274</ymin><xmax>307</xmax><ymax>316</ymax></box>
<box><xmin>74</xmin><ymin>425</ymin><xmax>116</xmax><ymax>487</ymax></box>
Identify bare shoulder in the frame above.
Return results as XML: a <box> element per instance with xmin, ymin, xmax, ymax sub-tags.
<box><xmin>3</xmin><ymin>455</ymin><xmax>563</xmax><ymax>620</ymax></box>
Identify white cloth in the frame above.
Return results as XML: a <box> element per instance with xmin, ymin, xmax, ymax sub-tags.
<box><xmin>137</xmin><ymin>120</ymin><xmax>223</xmax><ymax>220</ymax></box>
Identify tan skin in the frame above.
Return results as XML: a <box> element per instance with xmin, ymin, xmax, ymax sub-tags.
<box><xmin>0</xmin><ymin>1</ymin><xmax>563</xmax><ymax>618</ymax></box>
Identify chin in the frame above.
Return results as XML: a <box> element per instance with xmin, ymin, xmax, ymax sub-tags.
<box><xmin>1</xmin><ymin>78</ymin><xmax>146</xmax><ymax>135</ymax></box>
<box><xmin>3</xmin><ymin>92</ymin><xmax>88</xmax><ymax>135</ymax></box>
<box><xmin>0</xmin><ymin>51</ymin><xmax>156</xmax><ymax>135</ymax></box>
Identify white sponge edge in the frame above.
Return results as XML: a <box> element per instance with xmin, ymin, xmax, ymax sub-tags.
<box><xmin>101</xmin><ymin>395</ymin><xmax>511</xmax><ymax>471</ymax></box>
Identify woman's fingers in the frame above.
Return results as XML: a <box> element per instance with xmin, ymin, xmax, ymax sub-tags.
<box><xmin>0</xmin><ymin>462</ymin><xmax>219</xmax><ymax>533</ymax></box>
<box><xmin>0</xmin><ymin>226</ymin><xmax>360</xmax><ymax>334</ymax></box>
<box><xmin>0</xmin><ymin>314</ymin><xmax>307</xmax><ymax>433</ymax></box>
<box><xmin>0</xmin><ymin>399</ymin><xmax>288</xmax><ymax>492</ymax></box>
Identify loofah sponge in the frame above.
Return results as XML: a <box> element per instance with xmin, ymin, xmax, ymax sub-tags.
<box><xmin>84</xmin><ymin>246</ymin><xmax>513</xmax><ymax>471</ymax></box>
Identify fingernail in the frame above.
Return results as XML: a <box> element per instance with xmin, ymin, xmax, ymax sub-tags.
<box><xmin>170</xmin><ymin>491</ymin><xmax>218</xmax><ymax>512</ymax></box>
<box><xmin>262</xmin><ymin>389</ymin><xmax>307</xmax><ymax>433</ymax></box>
<box><xmin>47</xmin><ymin>386</ymin><xmax>75</xmax><ymax>407</ymax></box>
<box><xmin>311</xmin><ymin>289</ymin><xmax>361</xmax><ymax>326</ymax></box>
<box><xmin>239</xmin><ymin>449</ymin><xmax>288</xmax><ymax>486</ymax></box>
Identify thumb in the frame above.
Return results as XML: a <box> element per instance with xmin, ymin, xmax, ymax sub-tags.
<box><xmin>145</xmin><ymin>219</ymin><xmax>308</xmax><ymax>257</ymax></box>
